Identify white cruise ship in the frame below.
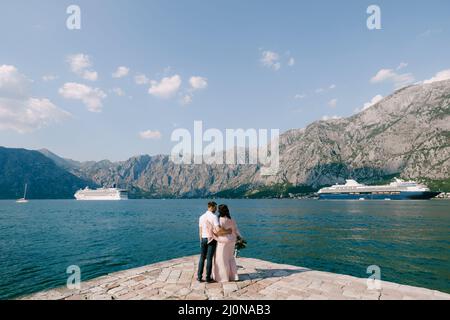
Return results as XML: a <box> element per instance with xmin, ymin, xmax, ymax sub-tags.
<box><xmin>318</xmin><ymin>178</ymin><xmax>439</xmax><ymax>200</ymax></box>
<box><xmin>74</xmin><ymin>187</ymin><xmax>128</xmax><ymax>201</ymax></box>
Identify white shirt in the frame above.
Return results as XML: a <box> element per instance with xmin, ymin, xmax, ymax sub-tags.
<box><xmin>199</xmin><ymin>210</ymin><xmax>219</xmax><ymax>238</ymax></box>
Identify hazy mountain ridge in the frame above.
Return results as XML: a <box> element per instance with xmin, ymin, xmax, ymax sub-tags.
<box><xmin>2</xmin><ymin>80</ymin><xmax>448</xmax><ymax>199</ymax></box>
<box><xmin>269</xmin><ymin>80</ymin><xmax>450</xmax><ymax>188</ymax></box>
<box><xmin>0</xmin><ymin>147</ymin><xmax>96</xmax><ymax>199</ymax></box>
<box><xmin>55</xmin><ymin>80</ymin><xmax>450</xmax><ymax>197</ymax></box>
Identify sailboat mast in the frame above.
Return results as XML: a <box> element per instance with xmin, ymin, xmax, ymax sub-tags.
<box><xmin>24</xmin><ymin>183</ymin><xmax>27</xmax><ymax>199</ymax></box>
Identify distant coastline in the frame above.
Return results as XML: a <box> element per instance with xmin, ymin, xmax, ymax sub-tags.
<box><xmin>0</xmin><ymin>144</ymin><xmax>449</xmax><ymax>201</ymax></box>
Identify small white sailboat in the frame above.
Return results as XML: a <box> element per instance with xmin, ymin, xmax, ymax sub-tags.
<box><xmin>16</xmin><ymin>183</ymin><xmax>29</xmax><ymax>203</ymax></box>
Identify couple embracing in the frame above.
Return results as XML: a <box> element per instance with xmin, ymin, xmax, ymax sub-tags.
<box><xmin>197</xmin><ymin>202</ymin><xmax>242</xmax><ymax>283</ymax></box>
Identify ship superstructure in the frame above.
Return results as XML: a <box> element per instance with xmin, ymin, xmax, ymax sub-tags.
<box><xmin>318</xmin><ymin>178</ymin><xmax>439</xmax><ymax>200</ymax></box>
<box><xmin>74</xmin><ymin>187</ymin><xmax>128</xmax><ymax>201</ymax></box>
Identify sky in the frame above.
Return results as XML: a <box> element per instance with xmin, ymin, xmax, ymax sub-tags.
<box><xmin>0</xmin><ymin>0</ymin><xmax>450</xmax><ymax>161</ymax></box>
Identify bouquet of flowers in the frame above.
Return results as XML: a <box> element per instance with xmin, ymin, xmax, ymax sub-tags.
<box><xmin>234</xmin><ymin>236</ymin><xmax>247</xmax><ymax>257</ymax></box>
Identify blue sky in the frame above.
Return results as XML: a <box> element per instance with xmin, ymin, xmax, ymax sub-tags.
<box><xmin>0</xmin><ymin>0</ymin><xmax>449</xmax><ymax>161</ymax></box>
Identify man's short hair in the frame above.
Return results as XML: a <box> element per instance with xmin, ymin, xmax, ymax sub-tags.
<box><xmin>208</xmin><ymin>201</ymin><xmax>217</xmax><ymax>209</ymax></box>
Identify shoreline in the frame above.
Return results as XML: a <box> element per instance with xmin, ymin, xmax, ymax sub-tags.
<box><xmin>20</xmin><ymin>255</ymin><xmax>450</xmax><ymax>300</ymax></box>
<box><xmin>2</xmin><ymin>197</ymin><xmax>450</xmax><ymax>201</ymax></box>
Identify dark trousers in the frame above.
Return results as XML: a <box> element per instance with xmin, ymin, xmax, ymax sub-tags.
<box><xmin>198</xmin><ymin>238</ymin><xmax>217</xmax><ymax>281</ymax></box>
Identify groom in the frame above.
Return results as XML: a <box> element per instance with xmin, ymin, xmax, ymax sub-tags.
<box><xmin>197</xmin><ymin>201</ymin><xmax>231</xmax><ymax>283</ymax></box>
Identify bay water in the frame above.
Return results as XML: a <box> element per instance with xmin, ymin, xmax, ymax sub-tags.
<box><xmin>0</xmin><ymin>199</ymin><xmax>449</xmax><ymax>299</ymax></box>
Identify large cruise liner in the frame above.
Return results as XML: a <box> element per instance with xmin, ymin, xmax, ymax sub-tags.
<box><xmin>318</xmin><ymin>178</ymin><xmax>439</xmax><ymax>200</ymax></box>
<box><xmin>74</xmin><ymin>187</ymin><xmax>128</xmax><ymax>201</ymax></box>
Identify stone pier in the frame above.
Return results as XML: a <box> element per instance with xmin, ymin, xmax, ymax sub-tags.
<box><xmin>21</xmin><ymin>255</ymin><xmax>450</xmax><ymax>300</ymax></box>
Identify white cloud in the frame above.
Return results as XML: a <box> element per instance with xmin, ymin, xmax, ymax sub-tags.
<box><xmin>112</xmin><ymin>66</ymin><xmax>130</xmax><ymax>78</ymax></box>
<box><xmin>148</xmin><ymin>75</ymin><xmax>181</xmax><ymax>99</ymax></box>
<box><xmin>139</xmin><ymin>130</ymin><xmax>162</xmax><ymax>140</ymax></box>
<box><xmin>0</xmin><ymin>65</ymin><xmax>69</xmax><ymax>133</ymax></box>
<box><xmin>81</xmin><ymin>70</ymin><xmax>98</xmax><ymax>81</ymax></box>
<box><xmin>134</xmin><ymin>73</ymin><xmax>149</xmax><ymax>85</ymax></box>
<box><xmin>423</xmin><ymin>69</ymin><xmax>450</xmax><ymax>84</ymax></box>
<box><xmin>66</xmin><ymin>53</ymin><xmax>98</xmax><ymax>81</ymax></box>
<box><xmin>261</xmin><ymin>50</ymin><xmax>295</xmax><ymax>70</ymax></box>
<box><xmin>42</xmin><ymin>74</ymin><xmax>58</xmax><ymax>82</ymax></box>
<box><xmin>371</xmin><ymin>69</ymin><xmax>395</xmax><ymax>82</ymax></box>
<box><xmin>179</xmin><ymin>76</ymin><xmax>209</xmax><ymax>105</ymax></box>
<box><xmin>294</xmin><ymin>93</ymin><xmax>306</xmax><ymax>100</ymax></box>
<box><xmin>0</xmin><ymin>65</ymin><xmax>31</xmax><ymax>99</ymax></box>
<box><xmin>370</xmin><ymin>68</ymin><xmax>414</xmax><ymax>88</ymax></box>
<box><xmin>328</xmin><ymin>98</ymin><xmax>338</xmax><ymax>108</ymax></box>
<box><xmin>313</xmin><ymin>84</ymin><xmax>337</xmax><ymax>94</ymax></box>
<box><xmin>397</xmin><ymin>62</ymin><xmax>408</xmax><ymax>70</ymax></box>
<box><xmin>189</xmin><ymin>76</ymin><xmax>208</xmax><ymax>90</ymax></box>
<box><xmin>354</xmin><ymin>94</ymin><xmax>384</xmax><ymax>113</ymax></box>
<box><xmin>363</xmin><ymin>94</ymin><xmax>383</xmax><ymax>110</ymax></box>
<box><xmin>288</xmin><ymin>57</ymin><xmax>295</xmax><ymax>67</ymax></box>
<box><xmin>321</xmin><ymin>115</ymin><xmax>341</xmax><ymax>121</ymax></box>
<box><xmin>181</xmin><ymin>94</ymin><xmax>193</xmax><ymax>105</ymax></box>
<box><xmin>112</xmin><ymin>87</ymin><xmax>125</xmax><ymax>96</ymax></box>
<box><xmin>312</xmin><ymin>84</ymin><xmax>336</xmax><ymax>95</ymax></box>
<box><xmin>0</xmin><ymin>97</ymin><xmax>70</xmax><ymax>133</ymax></box>
<box><xmin>67</xmin><ymin>54</ymin><xmax>91</xmax><ymax>73</ymax></box>
<box><xmin>418</xmin><ymin>29</ymin><xmax>442</xmax><ymax>38</ymax></box>
<box><xmin>59</xmin><ymin>82</ymin><xmax>107</xmax><ymax>112</ymax></box>
<box><xmin>260</xmin><ymin>51</ymin><xmax>281</xmax><ymax>71</ymax></box>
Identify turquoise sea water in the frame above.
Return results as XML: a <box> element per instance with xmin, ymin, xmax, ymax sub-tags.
<box><xmin>0</xmin><ymin>199</ymin><xmax>449</xmax><ymax>299</ymax></box>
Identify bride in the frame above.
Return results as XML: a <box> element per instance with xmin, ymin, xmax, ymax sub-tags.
<box><xmin>213</xmin><ymin>204</ymin><xmax>241</xmax><ymax>282</ymax></box>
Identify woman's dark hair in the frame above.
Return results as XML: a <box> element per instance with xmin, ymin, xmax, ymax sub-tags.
<box><xmin>218</xmin><ymin>204</ymin><xmax>231</xmax><ymax>219</ymax></box>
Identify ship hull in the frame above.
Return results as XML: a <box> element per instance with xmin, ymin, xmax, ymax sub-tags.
<box><xmin>74</xmin><ymin>188</ymin><xmax>128</xmax><ymax>201</ymax></box>
<box><xmin>74</xmin><ymin>195</ymin><xmax>128</xmax><ymax>201</ymax></box>
<box><xmin>318</xmin><ymin>191</ymin><xmax>440</xmax><ymax>200</ymax></box>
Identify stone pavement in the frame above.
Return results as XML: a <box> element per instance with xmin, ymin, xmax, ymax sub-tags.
<box><xmin>21</xmin><ymin>255</ymin><xmax>450</xmax><ymax>300</ymax></box>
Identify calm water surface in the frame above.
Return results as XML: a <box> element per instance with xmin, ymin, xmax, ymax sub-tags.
<box><xmin>0</xmin><ymin>199</ymin><xmax>449</xmax><ymax>299</ymax></box>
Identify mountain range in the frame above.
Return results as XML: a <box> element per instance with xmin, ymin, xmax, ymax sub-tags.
<box><xmin>0</xmin><ymin>147</ymin><xmax>95</xmax><ymax>199</ymax></box>
<box><xmin>1</xmin><ymin>80</ymin><xmax>449</xmax><ymax>199</ymax></box>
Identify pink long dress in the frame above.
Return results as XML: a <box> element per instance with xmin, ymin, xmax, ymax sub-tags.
<box><xmin>213</xmin><ymin>217</ymin><xmax>241</xmax><ymax>282</ymax></box>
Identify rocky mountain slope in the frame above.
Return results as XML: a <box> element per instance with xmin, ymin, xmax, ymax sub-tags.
<box><xmin>2</xmin><ymin>80</ymin><xmax>447</xmax><ymax>200</ymax></box>
<box><xmin>270</xmin><ymin>80</ymin><xmax>450</xmax><ymax>187</ymax></box>
<box><xmin>35</xmin><ymin>80</ymin><xmax>450</xmax><ymax>198</ymax></box>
